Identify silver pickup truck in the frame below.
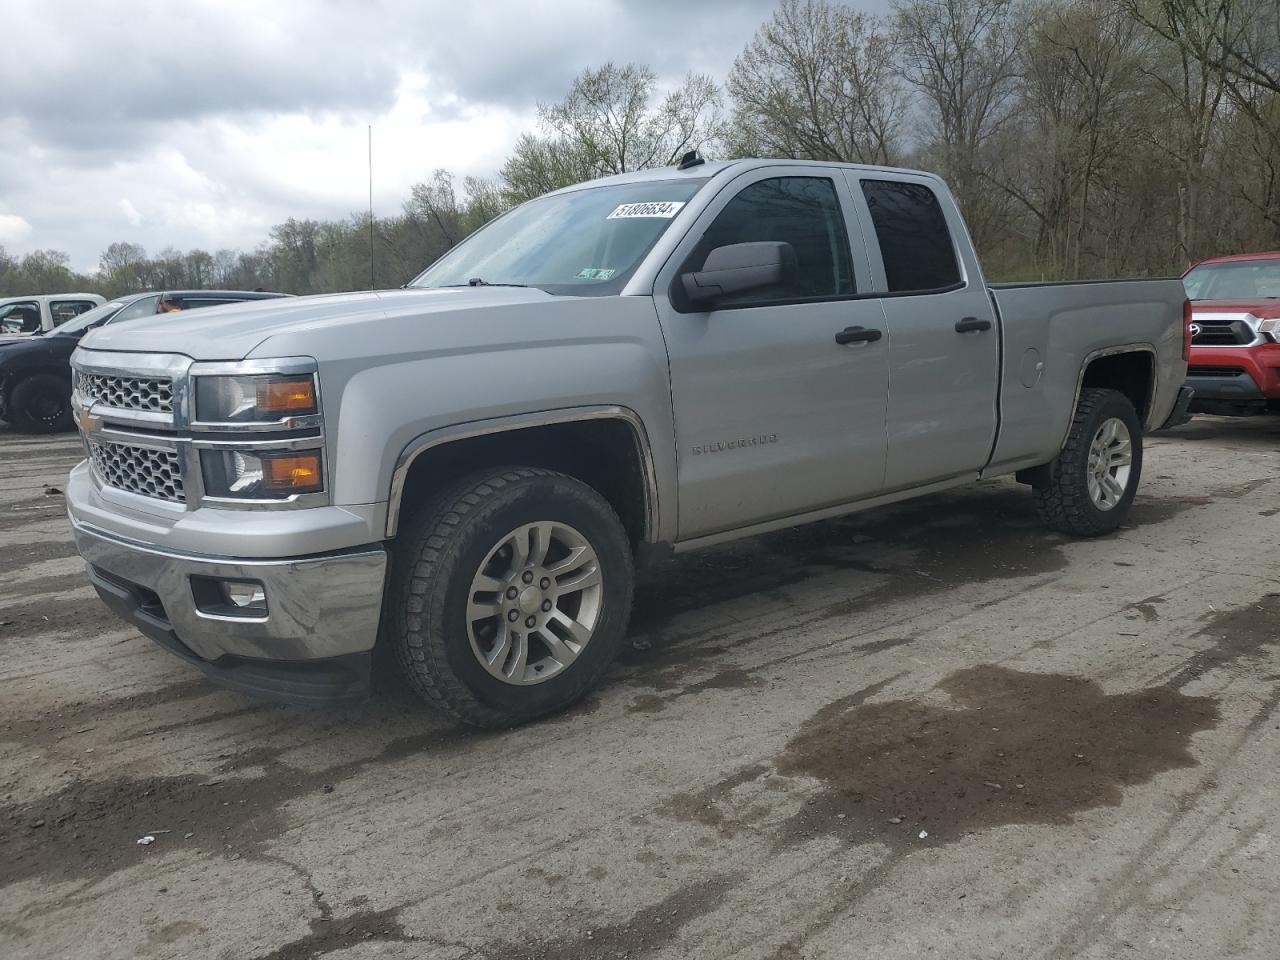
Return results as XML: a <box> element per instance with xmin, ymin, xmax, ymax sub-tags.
<box><xmin>66</xmin><ymin>159</ymin><xmax>1192</xmax><ymax>726</ymax></box>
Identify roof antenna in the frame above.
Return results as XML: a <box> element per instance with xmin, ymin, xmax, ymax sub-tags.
<box><xmin>677</xmin><ymin>150</ymin><xmax>705</xmax><ymax>170</ymax></box>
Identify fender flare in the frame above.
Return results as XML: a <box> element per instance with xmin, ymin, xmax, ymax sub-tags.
<box><xmin>384</xmin><ymin>404</ymin><xmax>661</xmax><ymax>541</ymax></box>
<box><xmin>1064</xmin><ymin>342</ymin><xmax>1158</xmax><ymax>446</ymax></box>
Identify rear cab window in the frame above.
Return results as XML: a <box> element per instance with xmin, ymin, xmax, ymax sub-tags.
<box><xmin>860</xmin><ymin>179</ymin><xmax>963</xmax><ymax>294</ymax></box>
<box><xmin>50</xmin><ymin>300</ymin><xmax>99</xmax><ymax>325</ymax></box>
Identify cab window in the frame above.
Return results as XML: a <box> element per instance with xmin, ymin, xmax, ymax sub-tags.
<box><xmin>50</xmin><ymin>300</ymin><xmax>98</xmax><ymax>325</ymax></box>
<box><xmin>0</xmin><ymin>301</ymin><xmax>41</xmax><ymax>333</ymax></box>
<box><xmin>109</xmin><ymin>295</ymin><xmax>162</xmax><ymax>323</ymax></box>
<box><xmin>684</xmin><ymin>176</ymin><xmax>855</xmax><ymax>307</ymax></box>
<box><xmin>861</xmin><ymin>179</ymin><xmax>963</xmax><ymax>293</ymax></box>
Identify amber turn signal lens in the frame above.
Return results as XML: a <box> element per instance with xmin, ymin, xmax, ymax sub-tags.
<box><xmin>256</xmin><ymin>377</ymin><xmax>317</xmax><ymax>416</ymax></box>
<box><xmin>261</xmin><ymin>453</ymin><xmax>323</xmax><ymax>493</ymax></box>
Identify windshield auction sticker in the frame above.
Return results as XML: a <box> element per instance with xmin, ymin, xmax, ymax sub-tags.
<box><xmin>606</xmin><ymin>201</ymin><xmax>686</xmax><ymax>219</ymax></box>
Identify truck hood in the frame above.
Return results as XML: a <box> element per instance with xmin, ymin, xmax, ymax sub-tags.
<box><xmin>79</xmin><ymin>287</ymin><xmax>556</xmax><ymax>360</ymax></box>
<box><xmin>1190</xmin><ymin>299</ymin><xmax>1280</xmax><ymax>319</ymax></box>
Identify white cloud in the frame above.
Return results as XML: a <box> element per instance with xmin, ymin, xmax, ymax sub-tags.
<box><xmin>0</xmin><ymin>213</ymin><xmax>33</xmax><ymax>246</ymax></box>
<box><xmin>118</xmin><ymin>199</ymin><xmax>142</xmax><ymax>227</ymax></box>
<box><xmin>0</xmin><ymin>0</ymin><xmax>893</xmax><ymax>268</ymax></box>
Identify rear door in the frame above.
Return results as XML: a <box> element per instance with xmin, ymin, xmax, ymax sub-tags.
<box><xmin>847</xmin><ymin>173</ymin><xmax>999</xmax><ymax>490</ymax></box>
<box><xmin>653</xmin><ymin>166</ymin><xmax>889</xmax><ymax>540</ymax></box>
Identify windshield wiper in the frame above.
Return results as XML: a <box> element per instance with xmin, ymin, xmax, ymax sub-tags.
<box><xmin>441</xmin><ymin>278</ymin><xmax>530</xmax><ymax>288</ymax></box>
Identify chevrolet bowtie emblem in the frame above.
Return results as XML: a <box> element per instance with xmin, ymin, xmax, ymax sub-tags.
<box><xmin>75</xmin><ymin>406</ymin><xmax>102</xmax><ymax>435</ymax></box>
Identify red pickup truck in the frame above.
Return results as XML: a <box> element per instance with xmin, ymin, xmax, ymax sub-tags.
<box><xmin>1183</xmin><ymin>251</ymin><xmax>1280</xmax><ymax>416</ymax></box>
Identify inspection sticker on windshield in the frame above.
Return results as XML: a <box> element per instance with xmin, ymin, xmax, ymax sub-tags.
<box><xmin>576</xmin><ymin>268</ymin><xmax>617</xmax><ymax>280</ymax></box>
<box><xmin>607</xmin><ymin>201</ymin><xmax>686</xmax><ymax>220</ymax></box>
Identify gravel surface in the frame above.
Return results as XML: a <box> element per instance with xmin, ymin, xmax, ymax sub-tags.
<box><xmin>2</xmin><ymin>417</ymin><xmax>1278</xmax><ymax>960</ymax></box>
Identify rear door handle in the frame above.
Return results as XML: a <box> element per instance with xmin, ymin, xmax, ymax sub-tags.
<box><xmin>834</xmin><ymin>326</ymin><xmax>883</xmax><ymax>345</ymax></box>
<box><xmin>955</xmin><ymin>317</ymin><xmax>992</xmax><ymax>333</ymax></box>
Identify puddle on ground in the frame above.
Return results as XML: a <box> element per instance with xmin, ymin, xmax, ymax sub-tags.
<box><xmin>0</xmin><ymin>718</ymin><xmax>480</xmax><ymax>890</ymax></box>
<box><xmin>1165</xmin><ymin>593</ymin><xmax>1280</xmax><ymax>690</ymax></box>
<box><xmin>248</xmin><ymin>907</ymin><xmax>408</xmax><ymax>960</ymax></box>
<box><xmin>769</xmin><ymin>665</ymin><xmax>1218</xmax><ymax>849</ymax></box>
<box><xmin>479</xmin><ymin>872</ymin><xmax>739</xmax><ymax>960</ymax></box>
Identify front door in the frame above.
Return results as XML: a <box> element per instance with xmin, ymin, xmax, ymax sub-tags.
<box><xmin>653</xmin><ymin>168</ymin><xmax>890</xmax><ymax>540</ymax></box>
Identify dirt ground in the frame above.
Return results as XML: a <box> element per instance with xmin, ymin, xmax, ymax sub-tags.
<box><xmin>2</xmin><ymin>417</ymin><xmax>1278</xmax><ymax>960</ymax></box>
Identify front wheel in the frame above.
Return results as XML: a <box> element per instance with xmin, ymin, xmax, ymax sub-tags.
<box><xmin>1034</xmin><ymin>387</ymin><xmax>1143</xmax><ymax>536</ymax></box>
<box><xmin>8</xmin><ymin>374</ymin><xmax>73</xmax><ymax>433</ymax></box>
<box><xmin>386</xmin><ymin>467</ymin><xmax>635</xmax><ymax>727</ymax></box>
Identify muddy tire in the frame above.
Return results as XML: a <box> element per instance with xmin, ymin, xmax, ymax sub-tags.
<box><xmin>8</xmin><ymin>374</ymin><xmax>73</xmax><ymax>433</ymax></box>
<box><xmin>386</xmin><ymin>467</ymin><xmax>634</xmax><ymax>727</ymax></box>
<box><xmin>1034</xmin><ymin>387</ymin><xmax>1143</xmax><ymax>537</ymax></box>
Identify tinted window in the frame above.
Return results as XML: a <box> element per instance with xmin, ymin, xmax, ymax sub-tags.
<box><xmin>861</xmin><ymin>180</ymin><xmax>962</xmax><ymax>293</ymax></box>
<box><xmin>50</xmin><ymin>300</ymin><xmax>98</xmax><ymax>325</ymax></box>
<box><xmin>177</xmin><ymin>298</ymin><xmax>237</xmax><ymax>309</ymax></box>
<box><xmin>687</xmin><ymin>177</ymin><xmax>855</xmax><ymax>307</ymax></box>
<box><xmin>109</xmin><ymin>295</ymin><xmax>161</xmax><ymax>323</ymax></box>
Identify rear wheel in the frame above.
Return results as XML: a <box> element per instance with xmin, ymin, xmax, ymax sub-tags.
<box><xmin>8</xmin><ymin>374</ymin><xmax>73</xmax><ymax>433</ymax></box>
<box><xmin>1034</xmin><ymin>387</ymin><xmax>1143</xmax><ymax>536</ymax></box>
<box><xmin>386</xmin><ymin>467</ymin><xmax>634</xmax><ymax>727</ymax></box>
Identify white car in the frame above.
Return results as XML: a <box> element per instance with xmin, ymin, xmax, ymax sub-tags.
<box><xmin>0</xmin><ymin>294</ymin><xmax>106</xmax><ymax>336</ymax></box>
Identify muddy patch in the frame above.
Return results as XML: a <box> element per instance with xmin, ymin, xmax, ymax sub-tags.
<box><xmin>479</xmin><ymin>872</ymin><xmax>738</xmax><ymax>960</ymax></box>
<box><xmin>1164</xmin><ymin>593</ymin><xmax>1280</xmax><ymax>690</ymax></box>
<box><xmin>0</xmin><ymin>719</ymin><xmax>479</xmax><ymax>890</ymax></box>
<box><xmin>0</xmin><ymin>536</ymin><xmax>80</xmax><ymax>577</ymax></box>
<box><xmin>770</xmin><ymin>665</ymin><xmax>1217</xmax><ymax>848</ymax></box>
<box><xmin>621</xmin><ymin>487</ymin><xmax>1070</xmax><ymax>684</ymax></box>
<box><xmin>248</xmin><ymin>907</ymin><xmax>410</xmax><ymax>960</ymax></box>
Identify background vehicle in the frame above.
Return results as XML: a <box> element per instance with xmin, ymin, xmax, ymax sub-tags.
<box><xmin>0</xmin><ymin>293</ymin><xmax>105</xmax><ymax>336</ymax></box>
<box><xmin>1182</xmin><ymin>251</ymin><xmax>1280</xmax><ymax>416</ymax></box>
<box><xmin>66</xmin><ymin>160</ymin><xmax>1190</xmax><ymax>727</ymax></box>
<box><xmin>0</xmin><ymin>290</ymin><xmax>288</xmax><ymax>432</ymax></box>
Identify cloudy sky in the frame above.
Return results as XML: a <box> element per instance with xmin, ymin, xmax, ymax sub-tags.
<box><xmin>1</xmin><ymin>0</ymin><xmax>893</xmax><ymax>272</ymax></box>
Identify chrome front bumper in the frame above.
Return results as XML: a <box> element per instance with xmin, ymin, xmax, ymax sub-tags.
<box><xmin>70</xmin><ymin>517</ymin><xmax>388</xmax><ymax>704</ymax></box>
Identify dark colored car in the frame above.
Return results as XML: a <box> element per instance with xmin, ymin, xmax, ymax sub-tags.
<box><xmin>0</xmin><ymin>290</ymin><xmax>289</xmax><ymax>432</ymax></box>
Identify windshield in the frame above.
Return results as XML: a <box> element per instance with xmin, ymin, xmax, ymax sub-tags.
<box><xmin>1183</xmin><ymin>258</ymin><xmax>1280</xmax><ymax>300</ymax></box>
<box><xmin>53</xmin><ymin>299</ymin><xmax>128</xmax><ymax>335</ymax></box>
<box><xmin>410</xmin><ymin>178</ymin><xmax>707</xmax><ymax>295</ymax></box>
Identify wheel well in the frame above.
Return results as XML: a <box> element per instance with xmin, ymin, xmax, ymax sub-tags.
<box><xmin>1081</xmin><ymin>351</ymin><xmax>1153</xmax><ymax>423</ymax></box>
<box><xmin>394</xmin><ymin>419</ymin><xmax>650</xmax><ymax>547</ymax></box>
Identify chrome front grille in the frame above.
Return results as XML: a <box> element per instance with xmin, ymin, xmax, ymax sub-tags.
<box><xmin>75</xmin><ymin>371</ymin><xmax>174</xmax><ymax>413</ymax></box>
<box><xmin>87</xmin><ymin>440</ymin><xmax>185</xmax><ymax>503</ymax></box>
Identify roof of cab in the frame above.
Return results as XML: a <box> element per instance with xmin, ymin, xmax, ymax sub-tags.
<box><xmin>1192</xmin><ymin>251</ymin><xmax>1280</xmax><ymax>267</ymax></box>
<box><xmin>543</xmin><ymin>158</ymin><xmax>943</xmax><ymax>197</ymax></box>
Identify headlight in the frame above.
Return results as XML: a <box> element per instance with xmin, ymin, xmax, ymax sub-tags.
<box><xmin>201</xmin><ymin>449</ymin><xmax>324</xmax><ymax>499</ymax></box>
<box><xmin>1258</xmin><ymin>318</ymin><xmax>1280</xmax><ymax>343</ymax></box>
<box><xmin>195</xmin><ymin>374</ymin><xmax>317</xmax><ymax>423</ymax></box>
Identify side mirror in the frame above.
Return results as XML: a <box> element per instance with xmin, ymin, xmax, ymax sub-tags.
<box><xmin>681</xmin><ymin>241</ymin><xmax>796</xmax><ymax>306</ymax></box>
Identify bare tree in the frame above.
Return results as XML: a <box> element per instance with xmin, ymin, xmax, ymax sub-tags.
<box><xmin>1120</xmin><ymin>0</ymin><xmax>1280</xmax><ymax>94</ymax></box>
<box><xmin>728</xmin><ymin>0</ymin><xmax>906</xmax><ymax>163</ymax></box>
<box><xmin>995</xmin><ymin>0</ymin><xmax>1147</xmax><ymax>276</ymax></box>
<box><xmin>893</xmin><ymin>0</ymin><xmax>1022</xmax><ymax>246</ymax></box>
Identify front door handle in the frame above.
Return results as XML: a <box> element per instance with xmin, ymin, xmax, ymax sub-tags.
<box><xmin>834</xmin><ymin>326</ymin><xmax>883</xmax><ymax>345</ymax></box>
<box><xmin>955</xmin><ymin>317</ymin><xmax>993</xmax><ymax>333</ymax></box>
